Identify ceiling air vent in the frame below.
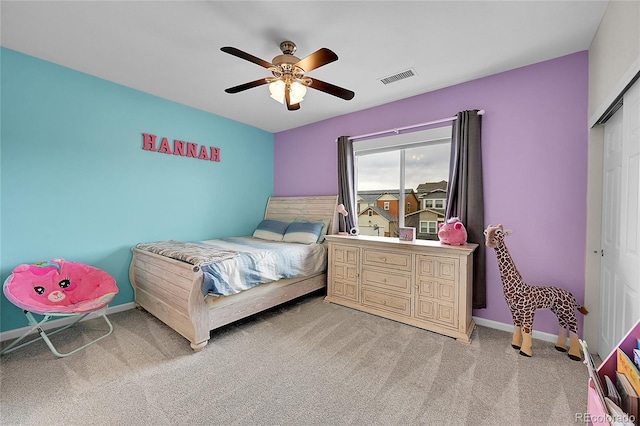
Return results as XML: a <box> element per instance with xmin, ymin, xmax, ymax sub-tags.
<box><xmin>379</xmin><ymin>68</ymin><xmax>416</xmax><ymax>85</ymax></box>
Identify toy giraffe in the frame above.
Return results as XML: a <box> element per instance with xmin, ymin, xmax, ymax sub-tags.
<box><xmin>484</xmin><ymin>224</ymin><xmax>588</xmax><ymax>360</ymax></box>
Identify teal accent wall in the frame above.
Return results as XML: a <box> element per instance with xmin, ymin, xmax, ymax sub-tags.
<box><xmin>0</xmin><ymin>48</ymin><xmax>274</xmax><ymax>333</ymax></box>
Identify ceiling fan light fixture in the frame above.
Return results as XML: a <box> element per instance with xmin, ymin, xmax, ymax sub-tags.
<box><xmin>269</xmin><ymin>80</ymin><xmax>285</xmax><ymax>104</ymax></box>
<box><xmin>289</xmin><ymin>81</ymin><xmax>307</xmax><ymax>104</ymax></box>
<box><xmin>269</xmin><ymin>80</ymin><xmax>307</xmax><ymax>105</ymax></box>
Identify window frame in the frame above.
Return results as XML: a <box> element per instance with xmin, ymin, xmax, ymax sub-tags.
<box><xmin>353</xmin><ymin>126</ymin><xmax>452</xmax><ymax>228</ymax></box>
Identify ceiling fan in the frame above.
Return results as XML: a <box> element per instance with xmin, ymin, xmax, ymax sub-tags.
<box><xmin>221</xmin><ymin>41</ymin><xmax>355</xmax><ymax>111</ymax></box>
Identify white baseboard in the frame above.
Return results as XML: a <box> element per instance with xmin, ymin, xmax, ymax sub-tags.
<box><xmin>0</xmin><ymin>302</ymin><xmax>136</xmax><ymax>343</ymax></box>
<box><xmin>473</xmin><ymin>316</ymin><xmax>559</xmax><ymax>344</ymax></box>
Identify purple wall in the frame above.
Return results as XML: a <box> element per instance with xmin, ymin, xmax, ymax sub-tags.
<box><xmin>274</xmin><ymin>51</ymin><xmax>589</xmax><ymax>336</ymax></box>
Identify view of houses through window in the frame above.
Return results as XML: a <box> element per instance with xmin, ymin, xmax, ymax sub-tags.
<box><xmin>355</xmin><ymin>132</ymin><xmax>451</xmax><ymax>240</ymax></box>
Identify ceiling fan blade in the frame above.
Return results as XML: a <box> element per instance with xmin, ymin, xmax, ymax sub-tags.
<box><xmin>307</xmin><ymin>78</ymin><xmax>355</xmax><ymax>101</ymax></box>
<box><xmin>221</xmin><ymin>47</ymin><xmax>274</xmax><ymax>69</ymax></box>
<box><xmin>224</xmin><ymin>78</ymin><xmax>270</xmax><ymax>94</ymax></box>
<box><xmin>285</xmin><ymin>87</ymin><xmax>300</xmax><ymax>111</ymax></box>
<box><xmin>294</xmin><ymin>48</ymin><xmax>338</xmax><ymax>73</ymax></box>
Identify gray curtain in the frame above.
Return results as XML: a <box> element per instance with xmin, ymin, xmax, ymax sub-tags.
<box><xmin>337</xmin><ymin>136</ymin><xmax>358</xmax><ymax>233</ymax></box>
<box><xmin>445</xmin><ymin>110</ymin><xmax>486</xmax><ymax>309</ymax></box>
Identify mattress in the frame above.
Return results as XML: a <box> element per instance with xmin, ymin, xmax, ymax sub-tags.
<box><xmin>196</xmin><ymin>236</ymin><xmax>327</xmax><ymax>296</ymax></box>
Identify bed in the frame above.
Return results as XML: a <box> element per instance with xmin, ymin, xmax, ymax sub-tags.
<box><xmin>129</xmin><ymin>195</ymin><xmax>338</xmax><ymax>351</ymax></box>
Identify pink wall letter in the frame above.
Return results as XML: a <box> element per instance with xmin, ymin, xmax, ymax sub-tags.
<box><xmin>210</xmin><ymin>147</ymin><xmax>221</xmax><ymax>162</ymax></box>
<box><xmin>158</xmin><ymin>137</ymin><xmax>172</xmax><ymax>154</ymax></box>
<box><xmin>186</xmin><ymin>142</ymin><xmax>198</xmax><ymax>158</ymax></box>
<box><xmin>173</xmin><ymin>140</ymin><xmax>185</xmax><ymax>156</ymax></box>
<box><xmin>198</xmin><ymin>145</ymin><xmax>209</xmax><ymax>160</ymax></box>
<box><xmin>142</xmin><ymin>133</ymin><xmax>157</xmax><ymax>151</ymax></box>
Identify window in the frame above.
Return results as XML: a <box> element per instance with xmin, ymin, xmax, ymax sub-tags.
<box><xmin>368</xmin><ymin>210</ymin><xmax>372</xmax><ymax>217</ymax></box>
<box><xmin>424</xmin><ymin>198</ymin><xmax>446</xmax><ymax>210</ymax></box>
<box><xmin>355</xmin><ymin>127</ymin><xmax>451</xmax><ymax>239</ymax></box>
<box><xmin>419</xmin><ymin>221</ymin><xmax>438</xmax><ymax>234</ymax></box>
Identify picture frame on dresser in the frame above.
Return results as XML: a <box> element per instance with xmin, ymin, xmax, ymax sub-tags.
<box><xmin>398</xmin><ymin>227</ymin><xmax>416</xmax><ymax>242</ymax></box>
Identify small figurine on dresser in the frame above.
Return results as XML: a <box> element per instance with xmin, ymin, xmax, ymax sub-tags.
<box><xmin>336</xmin><ymin>204</ymin><xmax>349</xmax><ymax>235</ymax></box>
<box><xmin>438</xmin><ymin>217</ymin><xmax>467</xmax><ymax>245</ymax></box>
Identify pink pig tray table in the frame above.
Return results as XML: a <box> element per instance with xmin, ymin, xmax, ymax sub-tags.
<box><xmin>1</xmin><ymin>259</ymin><xmax>118</xmax><ymax>357</ymax></box>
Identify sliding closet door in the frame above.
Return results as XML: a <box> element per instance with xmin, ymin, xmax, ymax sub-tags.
<box><xmin>599</xmin><ymin>79</ymin><xmax>640</xmax><ymax>359</ymax></box>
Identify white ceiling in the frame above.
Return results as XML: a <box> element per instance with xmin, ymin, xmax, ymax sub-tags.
<box><xmin>1</xmin><ymin>1</ymin><xmax>608</xmax><ymax>133</ymax></box>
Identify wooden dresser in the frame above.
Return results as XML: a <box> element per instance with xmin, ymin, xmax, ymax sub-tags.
<box><xmin>324</xmin><ymin>234</ymin><xmax>477</xmax><ymax>343</ymax></box>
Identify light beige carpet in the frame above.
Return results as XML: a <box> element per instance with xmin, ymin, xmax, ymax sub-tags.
<box><xmin>0</xmin><ymin>292</ymin><xmax>591</xmax><ymax>425</ymax></box>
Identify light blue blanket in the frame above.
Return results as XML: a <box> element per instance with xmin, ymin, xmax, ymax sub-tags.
<box><xmin>198</xmin><ymin>237</ymin><xmax>327</xmax><ymax>297</ymax></box>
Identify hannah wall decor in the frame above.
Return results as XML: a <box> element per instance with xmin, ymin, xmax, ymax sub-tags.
<box><xmin>142</xmin><ymin>133</ymin><xmax>221</xmax><ymax>162</ymax></box>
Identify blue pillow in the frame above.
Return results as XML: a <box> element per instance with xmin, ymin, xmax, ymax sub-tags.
<box><xmin>295</xmin><ymin>217</ymin><xmax>331</xmax><ymax>243</ymax></box>
<box><xmin>283</xmin><ymin>221</ymin><xmax>324</xmax><ymax>244</ymax></box>
<box><xmin>253</xmin><ymin>219</ymin><xmax>290</xmax><ymax>241</ymax></box>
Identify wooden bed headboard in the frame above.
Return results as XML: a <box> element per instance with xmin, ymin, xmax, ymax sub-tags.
<box><xmin>264</xmin><ymin>195</ymin><xmax>339</xmax><ymax>235</ymax></box>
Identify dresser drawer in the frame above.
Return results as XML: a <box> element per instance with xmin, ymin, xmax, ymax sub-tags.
<box><xmin>332</xmin><ymin>263</ymin><xmax>358</xmax><ymax>282</ymax></box>
<box><xmin>363</xmin><ymin>249</ymin><xmax>411</xmax><ymax>271</ymax></box>
<box><xmin>331</xmin><ymin>245</ymin><xmax>359</xmax><ymax>265</ymax></box>
<box><xmin>361</xmin><ymin>269</ymin><xmax>411</xmax><ymax>293</ymax></box>
<box><xmin>361</xmin><ymin>288</ymin><xmax>411</xmax><ymax>316</ymax></box>
<box><xmin>415</xmin><ymin>298</ymin><xmax>457</xmax><ymax>328</ymax></box>
<box><xmin>330</xmin><ymin>280</ymin><xmax>359</xmax><ymax>302</ymax></box>
<box><xmin>416</xmin><ymin>278</ymin><xmax>456</xmax><ymax>303</ymax></box>
<box><xmin>416</xmin><ymin>255</ymin><xmax>457</xmax><ymax>281</ymax></box>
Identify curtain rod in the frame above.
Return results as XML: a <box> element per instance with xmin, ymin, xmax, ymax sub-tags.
<box><xmin>347</xmin><ymin>109</ymin><xmax>485</xmax><ymax>141</ymax></box>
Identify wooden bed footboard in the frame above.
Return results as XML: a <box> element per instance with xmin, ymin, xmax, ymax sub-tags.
<box><xmin>129</xmin><ymin>195</ymin><xmax>338</xmax><ymax>351</ymax></box>
<box><xmin>130</xmin><ymin>247</ymin><xmax>211</xmax><ymax>350</ymax></box>
<box><xmin>130</xmin><ymin>248</ymin><xmax>327</xmax><ymax>351</ymax></box>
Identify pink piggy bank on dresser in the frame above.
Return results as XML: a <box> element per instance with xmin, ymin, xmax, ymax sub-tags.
<box><xmin>438</xmin><ymin>217</ymin><xmax>467</xmax><ymax>245</ymax></box>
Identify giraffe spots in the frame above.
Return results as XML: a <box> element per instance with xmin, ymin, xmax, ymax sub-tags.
<box><xmin>487</xmin><ymin>225</ymin><xmax>588</xmax><ymax>357</ymax></box>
